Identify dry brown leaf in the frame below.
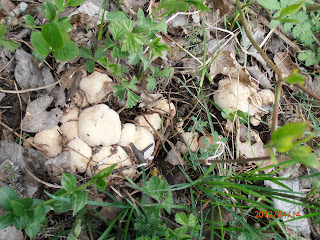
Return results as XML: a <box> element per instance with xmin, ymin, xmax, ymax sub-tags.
<box><xmin>247</xmin><ymin>65</ymin><xmax>272</xmax><ymax>89</ymax></box>
<box><xmin>274</xmin><ymin>52</ymin><xmax>298</xmax><ymax>77</ymax></box>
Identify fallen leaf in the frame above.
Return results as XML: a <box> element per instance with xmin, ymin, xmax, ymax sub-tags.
<box><xmin>21</xmin><ymin>94</ymin><xmax>62</xmax><ymax>133</ymax></box>
<box><xmin>247</xmin><ymin>65</ymin><xmax>272</xmax><ymax>89</ymax></box>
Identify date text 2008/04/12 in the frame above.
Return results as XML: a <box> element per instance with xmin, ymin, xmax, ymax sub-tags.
<box><xmin>254</xmin><ymin>211</ymin><xmax>301</xmax><ymax>218</ymax></box>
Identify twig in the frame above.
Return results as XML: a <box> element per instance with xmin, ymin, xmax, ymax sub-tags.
<box><xmin>24</xmin><ymin>166</ymin><xmax>63</xmax><ymax>189</ymax></box>
<box><xmin>0</xmin><ymin>80</ymin><xmax>61</xmax><ymax>94</ymax></box>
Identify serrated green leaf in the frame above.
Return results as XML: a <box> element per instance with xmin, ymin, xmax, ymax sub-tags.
<box><xmin>10</xmin><ymin>198</ymin><xmax>33</xmax><ymax>216</ymax></box>
<box><xmin>71</xmin><ymin>191</ymin><xmax>88</xmax><ymax>216</ymax></box>
<box><xmin>42</xmin><ymin>22</ymin><xmax>63</xmax><ymax>49</ymax></box>
<box><xmin>121</xmin><ymin>32</ymin><xmax>144</xmax><ymax>53</ymax></box>
<box><xmin>85</xmin><ymin>60</ymin><xmax>95</xmax><ymax>73</ymax></box>
<box><xmin>52</xmin><ymin>41</ymin><xmax>79</xmax><ymax>61</ymax></box>
<box><xmin>113</xmin><ymin>84</ymin><xmax>126</xmax><ymax>101</ymax></box>
<box><xmin>24</xmin><ymin>15</ymin><xmax>35</xmax><ymax>26</ymax></box>
<box><xmin>41</xmin><ymin>1</ymin><xmax>56</xmax><ymax>21</ymax></box>
<box><xmin>298</xmin><ymin>50</ymin><xmax>318</xmax><ymax>66</ymax></box>
<box><xmin>126</xmin><ymin>90</ymin><xmax>140</xmax><ymax>108</ymax></box>
<box><xmin>128</xmin><ymin>76</ymin><xmax>138</xmax><ymax>90</ymax></box>
<box><xmin>0</xmin><ymin>212</ymin><xmax>15</xmax><ymax>230</ymax></box>
<box><xmin>0</xmin><ymin>24</ymin><xmax>7</xmax><ymax>37</ymax></box>
<box><xmin>160</xmin><ymin>191</ymin><xmax>173</xmax><ymax>214</ymax></box>
<box><xmin>61</xmin><ymin>173</ymin><xmax>77</xmax><ymax>192</ymax></box>
<box><xmin>109</xmin><ymin>19</ymin><xmax>134</xmax><ymax>41</ymax></box>
<box><xmin>112</xmin><ymin>45</ymin><xmax>129</xmax><ymax>59</ymax></box>
<box><xmin>257</xmin><ymin>0</ymin><xmax>281</xmax><ymax>10</ymax></box>
<box><xmin>79</xmin><ymin>46</ymin><xmax>93</xmax><ymax>59</ymax></box>
<box><xmin>54</xmin><ymin>0</ymin><xmax>67</xmax><ymax>11</ymax></box>
<box><xmin>68</xmin><ymin>0</ymin><xmax>86</xmax><ymax>7</ymax></box>
<box><xmin>149</xmin><ymin>37</ymin><xmax>170</xmax><ymax>58</ymax></box>
<box><xmin>94</xmin><ymin>47</ymin><xmax>106</xmax><ymax>59</ymax></box>
<box><xmin>289</xmin><ymin>146</ymin><xmax>319</xmax><ymax>168</ymax></box>
<box><xmin>143</xmin><ymin>176</ymin><xmax>167</xmax><ymax>201</ymax></box>
<box><xmin>104</xmin><ymin>35</ymin><xmax>114</xmax><ymax>49</ymax></box>
<box><xmin>31</xmin><ymin>31</ymin><xmax>50</xmax><ymax>56</ymax></box>
<box><xmin>146</xmin><ymin>77</ymin><xmax>157</xmax><ymax>91</ymax></box>
<box><xmin>154</xmin><ymin>67</ymin><xmax>173</xmax><ymax>78</ymax></box>
<box><xmin>0</xmin><ymin>38</ymin><xmax>20</xmax><ymax>52</ymax></box>
<box><xmin>0</xmin><ymin>186</ymin><xmax>19</xmax><ymax>211</ymax></box>
<box><xmin>106</xmin><ymin>11</ymin><xmax>129</xmax><ymax>22</ymax></box>
<box><xmin>268</xmin><ymin>122</ymin><xmax>310</xmax><ymax>152</ymax></box>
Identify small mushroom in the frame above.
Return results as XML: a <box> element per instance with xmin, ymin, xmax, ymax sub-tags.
<box><xmin>78</xmin><ymin>104</ymin><xmax>121</xmax><ymax>147</ymax></box>
<box><xmin>134</xmin><ymin>113</ymin><xmax>161</xmax><ymax>133</ymax></box>
<box><xmin>60</xmin><ymin>121</ymin><xmax>79</xmax><ymax>142</ymax></box>
<box><xmin>33</xmin><ymin>126</ymin><xmax>63</xmax><ymax>157</ymax></box>
<box><xmin>60</xmin><ymin>106</ymin><xmax>79</xmax><ymax>123</ymax></box>
<box><xmin>119</xmin><ymin>123</ymin><xmax>155</xmax><ymax>159</ymax></box>
<box><xmin>79</xmin><ymin>71</ymin><xmax>113</xmax><ymax>104</ymax></box>
<box><xmin>250</xmin><ymin>114</ymin><xmax>261</xmax><ymax>127</ymax></box>
<box><xmin>67</xmin><ymin>138</ymin><xmax>92</xmax><ymax>173</ymax></box>
<box><xmin>154</xmin><ymin>99</ymin><xmax>176</xmax><ymax>117</ymax></box>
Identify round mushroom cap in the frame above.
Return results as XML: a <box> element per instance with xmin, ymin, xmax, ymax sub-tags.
<box><xmin>155</xmin><ymin>99</ymin><xmax>176</xmax><ymax>117</ymax></box>
<box><xmin>134</xmin><ymin>113</ymin><xmax>161</xmax><ymax>133</ymax></box>
<box><xmin>78</xmin><ymin>104</ymin><xmax>121</xmax><ymax>147</ymax></box>
<box><xmin>119</xmin><ymin>123</ymin><xmax>155</xmax><ymax>159</ymax></box>
<box><xmin>60</xmin><ymin>121</ymin><xmax>79</xmax><ymax>142</ymax></box>
<box><xmin>60</xmin><ymin>106</ymin><xmax>79</xmax><ymax>123</ymax></box>
<box><xmin>34</xmin><ymin>126</ymin><xmax>63</xmax><ymax>157</ymax></box>
<box><xmin>79</xmin><ymin>72</ymin><xmax>113</xmax><ymax>104</ymax></box>
<box><xmin>67</xmin><ymin>138</ymin><xmax>92</xmax><ymax>173</ymax></box>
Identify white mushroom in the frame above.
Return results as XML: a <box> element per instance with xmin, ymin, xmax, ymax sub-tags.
<box><xmin>67</xmin><ymin>138</ymin><xmax>92</xmax><ymax>173</ymax></box>
<box><xmin>154</xmin><ymin>99</ymin><xmax>176</xmax><ymax>117</ymax></box>
<box><xmin>119</xmin><ymin>123</ymin><xmax>155</xmax><ymax>159</ymax></box>
<box><xmin>250</xmin><ymin>114</ymin><xmax>261</xmax><ymax>127</ymax></box>
<box><xmin>79</xmin><ymin>71</ymin><xmax>113</xmax><ymax>104</ymax></box>
<box><xmin>134</xmin><ymin>113</ymin><xmax>161</xmax><ymax>133</ymax></box>
<box><xmin>182</xmin><ymin>132</ymin><xmax>199</xmax><ymax>152</ymax></box>
<box><xmin>258</xmin><ymin>89</ymin><xmax>275</xmax><ymax>106</ymax></box>
<box><xmin>60</xmin><ymin>106</ymin><xmax>79</xmax><ymax>123</ymax></box>
<box><xmin>214</xmin><ymin>79</ymin><xmax>262</xmax><ymax>116</ymax></box>
<box><xmin>60</xmin><ymin>121</ymin><xmax>79</xmax><ymax>142</ymax></box>
<box><xmin>34</xmin><ymin>126</ymin><xmax>63</xmax><ymax>157</ymax></box>
<box><xmin>78</xmin><ymin>104</ymin><xmax>121</xmax><ymax>147</ymax></box>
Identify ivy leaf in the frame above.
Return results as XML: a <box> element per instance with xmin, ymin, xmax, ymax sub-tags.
<box><xmin>52</xmin><ymin>41</ymin><xmax>79</xmax><ymax>61</ymax></box>
<box><xmin>146</xmin><ymin>77</ymin><xmax>157</xmax><ymax>91</ymax></box>
<box><xmin>126</xmin><ymin>90</ymin><xmax>140</xmax><ymax>108</ymax></box>
<box><xmin>0</xmin><ymin>186</ymin><xmax>19</xmax><ymax>211</ymax></box>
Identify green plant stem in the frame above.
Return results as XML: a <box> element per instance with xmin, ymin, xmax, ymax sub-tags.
<box><xmin>98</xmin><ymin>0</ymin><xmax>109</xmax><ymax>41</ymax></box>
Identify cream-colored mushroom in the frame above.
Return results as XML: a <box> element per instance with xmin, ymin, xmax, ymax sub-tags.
<box><xmin>73</xmin><ymin>91</ymin><xmax>89</xmax><ymax>107</ymax></box>
<box><xmin>119</xmin><ymin>123</ymin><xmax>155</xmax><ymax>159</ymax></box>
<box><xmin>78</xmin><ymin>104</ymin><xmax>121</xmax><ymax>147</ymax></box>
<box><xmin>182</xmin><ymin>132</ymin><xmax>199</xmax><ymax>152</ymax></box>
<box><xmin>154</xmin><ymin>99</ymin><xmax>176</xmax><ymax>117</ymax></box>
<box><xmin>34</xmin><ymin>126</ymin><xmax>63</xmax><ymax>157</ymax></box>
<box><xmin>79</xmin><ymin>71</ymin><xmax>113</xmax><ymax>104</ymax></box>
<box><xmin>60</xmin><ymin>121</ymin><xmax>79</xmax><ymax>142</ymax></box>
<box><xmin>60</xmin><ymin>106</ymin><xmax>79</xmax><ymax>123</ymax></box>
<box><xmin>134</xmin><ymin>113</ymin><xmax>161</xmax><ymax>133</ymax></box>
<box><xmin>258</xmin><ymin>89</ymin><xmax>275</xmax><ymax>106</ymax></box>
<box><xmin>250</xmin><ymin>114</ymin><xmax>261</xmax><ymax>127</ymax></box>
<box><xmin>67</xmin><ymin>138</ymin><xmax>92</xmax><ymax>173</ymax></box>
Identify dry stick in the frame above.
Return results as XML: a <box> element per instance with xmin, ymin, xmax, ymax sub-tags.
<box><xmin>0</xmin><ymin>80</ymin><xmax>61</xmax><ymax>94</ymax></box>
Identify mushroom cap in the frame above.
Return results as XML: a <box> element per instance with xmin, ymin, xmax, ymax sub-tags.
<box><xmin>214</xmin><ymin>79</ymin><xmax>262</xmax><ymax>115</ymax></box>
<box><xmin>119</xmin><ymin>123</ymin><xmax>155</xmax><ymax>159</ymax></box>
<box><xmin>67</xmin><ymin>138</ymin><xmax>92</xmax><ymax>173</ymax></box>
<box><xmin>79</xmin><ymin>71</ymin><xmax>113</xmax><ymax>104</ymax></box>
<box><xmin>93</xmin><ymin>146</ymin><xmax>132</xmax><ymax>169</ymax></box>
<box><xmin>34</xmin><ymin>126</ymin><xmax>63</xmax><ymax>157</ymax></box>
<box><xmin>134</xmin><ymin>113</ymin><xmax>161</xmax><ymax>133</ymax></box>
<box><xmin>154</xmin><ymin>99</ymin><xmax>176</xmax><ymax>117</ymax></box>
<box><xmin>60</xmin><ymin>106</ymin><xmax>79</xmax><ymax>123</ymax></box>
<box><xmin>78</xmin><ymin>104</ymin><xmax>121</xmax><ymax>147</ymax></box>
<box><xmin>60</xmin><ymin>121</ymin><xmax>79</xmax><ymax>142</ymax></box>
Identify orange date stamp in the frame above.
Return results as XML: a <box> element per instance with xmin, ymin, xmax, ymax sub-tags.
<box><xmin>254</xmin><ymin>211</ymin><xmax>301</xmax><ymax>219</ymax></box>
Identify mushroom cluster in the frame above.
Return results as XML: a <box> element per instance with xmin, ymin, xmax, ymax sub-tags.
<box><xmin>28</xmin><ymin>71</ymin><xmax>175</xmax><ymax>178</ymax></box>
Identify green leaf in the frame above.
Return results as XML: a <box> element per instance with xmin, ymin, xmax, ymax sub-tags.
<box><xmin>289</xmin><ymin>146</ymin><xmax>319</xmax><ymax>169</ymax></box>
<box><xmin>90</xmin><ymin>164</ymin><xmax>116</xmax><ymax>191</ymax></box>
<box><xmin>57</xmin><ymin>21</ymin><xmax>73</xmax><ymax>32</ymax></box>
<box><xmin>32</xmin><ymin>49</ymin><xmax>47</xmax><ymax>62</ymax></box>
<box><xmin>68</xmin><ymin>0</ymin><xmax>86</xmax><ymax>7</ymax></box>
<box><xmin>184</xmin><ymin>0</ymin><xmax>210</xmax><ymax>12</ymax></box>
<box><xmin>153</xmin><ymin>66</ymin><xmax>173</xmax><ymax>78</ymax></box>
<box><xmin>279</xmin><ymin>18</ymin><xmax>299</xmax><ymax>23</ymax></box>
<box><xmin>104</xmin><ymin>35</ymin><xmax>114</xmax><ymax>49</ymax></box>
<box><xmin>41</xmin><ymin>1</ymin><xmax>56</xmax><ymax>21</ymax></box>
<box><xmin>143</xmin><ymin>176</ymin><xmax>167</xmax><ymax>201</ymax></box>
<box><xmin>113</xmin><ymin>84</ymin><xmax>127</xmax><ymax>101</ymax></box>
<box><xmin>0</xmin><ymin>212</ymin><xmax>15</xmax><ymax>230</ymax></box>
<box><xmin>61</xmin><ymin>173</ymin><xmax>77</xmax><ymax>192</ymax></box>
<box><xmin>275</xmin><ymin>3</ymin><xmax>304</xmax><ymax>20</ymax></box>
<box><xmin>160</xmin><ymin>191</ymin><xmax>173</xmax><ymax>214</ymax></box>
<box><xmin>0</xmin><ymin>38</ymin><xmax>20</xmax><ymax>52</ymax></box>
<box><xmin>121</xmin><ymin>32</ymin><xmax>144</xmax><ymax>53</ymax></box>
<box><xmin>42</xmin><ymin>22</ymin><xmax>64</xmax><ymax>49</ymax></box>
<box><xmin>10</xmin><ymin>198</ymin><xmax>33</xmax><ymax>216</ymax></box>
<box><xmin>221</xmin><ymin>108</ymin><xmax>247</xmax><ymax>124</ymax></box>
<box><xmin>126</xmin><ymin>90</ymin><xmax>140</xmax><ymax>108</ymax></box>
<box><xmin>0</xmin><ymin>24</ymin><xmax>7</xmax><ymax>37</ymax></box>
<box><xmin>257</xmin><ymin>0</ymin><xmax>281</xmax><ymax>10</ymax></box>
<box><xmin>94</xmin><ymin>47</ymin><xmax>106</xmax><ymax>59</ymax></box>
<box><xmin>282</xmin><ymin>69</ymin><xmax>306</xmax><ymax>84</ymax></box>
<box><xmin>0</xmin><ymin>186</ymin><xmax>19</xmax><ymax>211</ymax></box>
<box><xmin>146</xmin><ymin>77</ymin><xmax>157</xmax><ymax>91</ymax></box>
<box><xmin>31</xmin><ymin>31</ymin><xmax>50</xmax><ymax>56</ymax></box>
<box><xmin>112</xmin><ymin>45</ymin><xmax>129</xmax><ymax>59</ymax></box>
<box><xmin>149</xmin><ymin>37</ymin><xmax>170</xmax><ymax>57</ymax></box>
<box><xmin>52</xmin><ymin>41</ymin><xmax>79</xmax><ymax>61</ymax></box>
<box><xmin>85</xmin><ymin>60</ymin><xmax>95</xmax><ymax>73</ymax></box>
<box><xmin>175</xmin><ymin>213</ymin><xmax>197</xmax><ymax>228</ymax></box>
<box><xmin>71</xmin><ymin>191</ymin><xmax>88</xmax><ymax>216</ymax></box>
<box><xmin>128</xmin><ymin>76</ymin><xmax>138</xmax><ymax>90</ymax></box>
<box><xmin>298</xmin><ymin>50</ymin><xmax>318</xmax><ymax>66</ymax></box>
<box><xmin>25</xmin><ymin>221</ymin><xmax>41</xmax><ymax>238</ymax></box>
<box><xmin>24</xmin><ymin>15</ymin><xmax>35</xmax><ymax>26</ymax></box>
<box><xmin>54</xmin><ymin>0</ymin><xmax>67</xmax><ymax>11</ymax></box>
<box><xmin>109</xmin><ymin>19</ymin><xmax>134</xmax><ymax>41</ymax></box>
<box><xmin>268</xmin><ymin>122</ymin><xmax>310</xmax><ymax>152</ymax></box>
<box><xmin>79</xmin><ymin>46</ymin><xmax>93</xmax><ymax>59</ymax></box>
<box><xmin>106</xmin><ymin>11</ymin><xmax>129</xmax><ymax>22</ymax></box>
